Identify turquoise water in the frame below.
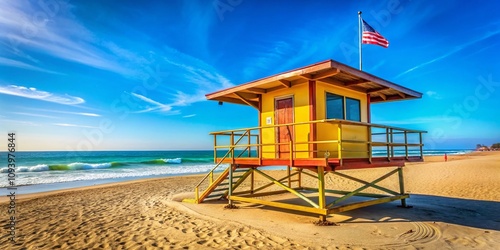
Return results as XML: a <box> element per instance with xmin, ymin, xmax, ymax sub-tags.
<box><xmin>0</xmin><ymin>149</ymin><xmax>472</xmax><ymax>194</ymax></box>
<box><xmin>0</xmin><ymin>151</ymin><xmax>218</xmax><ymax>188</ymax></box>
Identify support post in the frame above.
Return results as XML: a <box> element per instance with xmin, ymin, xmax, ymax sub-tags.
<box><xmin>317</xmin><ymin>166</ymin><xmax>326</xmax><ymax>221</ymax></box>
<box><xmin>228</xmin><ymin>164</ymin><xmax>234</xmax><ymax>207</ymax></box>
<box><xmin>298</xmin><ymin>168</ymin><xmax>302</xmax><ymax>189</ymax></box>
<box><xmin>250</xmin><ymin>168</ymin><xmax>255</xmax><ymax>194</ymax></box>
<box><xmin>398</xmin><ymin>167</ymin><xmax>407</xmax><ymax>207</ymax></box>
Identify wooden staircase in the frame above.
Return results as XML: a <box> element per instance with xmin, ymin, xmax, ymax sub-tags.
<box><xmin>203</xmin><ymin>168</ymin><xmax>251</xmax><ymax>202</ymax></box>
<box><xmin>183</xmin><ymin>153</ymin><xmax>253</xmax><ymax>204</ymax></box>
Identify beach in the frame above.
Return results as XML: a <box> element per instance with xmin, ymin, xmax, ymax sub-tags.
<box><xmin>1</xmin><ymin>151</ymin><xmax>499</xmax><ymax>249</ymax></box>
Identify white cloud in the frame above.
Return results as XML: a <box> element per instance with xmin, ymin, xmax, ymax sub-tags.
<box><xmin>53</xmin><ymin>123</ymin><xmax>97</xmax><ymax>129</ymax></box>
<box><xmin>0</xmin><ymin>119</ymin><xmax>42</xmax><ymax>126</ymax></box>
<box><xmin>0</xmin><ymin>57</ymin><xmax>62</xmax><ymax>74</ymax></box>
<box><xmin>130</xmin><ymin>93</ymin><xmax>175</xmax><ymax>113</ymax></box>
<box><xmin>395</xmin><ymin>29</ymin><xmax>500</xmax><ymax>79</ymax></box>
<box><xmin>10</xmin><ymin>112</ymin><xmax>56</xmax><ymax>119</ymax></box>
<box><xmin>1</xmin><ymin>1</ymin><xmax>233</xmax><ymax>115</ymax></box>
<box><xmin>183</xmin><ymin>114</ymin><xmax>196</xmax><ymax>118</ymax></box>
<box><xmin>0</xmin><ymin>1</ymin><xmax>133</xmax><ymax>76</ymax></box>
<box><xmin>0</xmin><ymin>85</ymin><xmax>84</xmax><ymax>105</ymax></box>
<box><xmin>426</xmin><ymin>91</ymin><xmax>442</xmax><ymax>100</ymax></box>
<box><xmin>374</xmin><ymin>116</ymin><xmax>449</xmax><ymax>125</ymax></box>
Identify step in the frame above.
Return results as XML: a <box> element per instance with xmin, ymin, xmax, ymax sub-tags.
<box><xmin>213</xmin><ymin>187</ymin><xmax>229</xmax><ymax>192</ymax></box>
<box><xmin>234</xmin><ymin>169</ymin><xmax>248</xmax><ymax>173</ymax></box>
<box><xmin>206</xmin><ymin>193</ymin><xmax>225</xmax><ymax>199</ymax></box>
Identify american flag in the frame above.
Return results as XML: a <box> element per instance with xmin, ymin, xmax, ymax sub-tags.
<box><xmin>362</xmin><ymin>20</ymin><xmax>389</xmax><ymax>48</ymax></box>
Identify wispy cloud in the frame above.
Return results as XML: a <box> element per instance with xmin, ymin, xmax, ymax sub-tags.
<box><xmin>375</xmin><ymin>116</ymin><xmax>449</xmax><ymax>125</ymax></box>
<box><xmin>183</xmin><ymin>114</ymin><xmax>196</xmax><ymax>118</ymax></box>
<box><xmin>53</xmin><ymin>123</ymin><xmax>98</xmax><ymax>129</ymax></box>
<box><xmin>1</xmin><ymin>1</ymin><xmax>233</xmax><ymax>116</ymax></box>
<box><xmin>0</xmin><ymin>85</ymin><xmax>84</xmax><ymax>105</ymax></box>
<box><xmin>0</xmin><ymin>1</ymin><xmax>133</xmax><ymax>76</ymax></box>
<box><xmin>153</xmin><ymin>47</ymin><xmax>234</xmax><ymax>111</ymax></box>
<box><xmin>395</xmin><ymin>29</ymin><xmax>500</xmax><ymax>79</ymax></box>
<box><xmin>130</xmin><ymin>93</ymin><xmax>176</xmax><ymax>114</ymax></box>
<box><xmin>10</xmin><ymin>112</ymin><xmax>57</xmax><ymax>119</ymax></box>
<box><xmin>426</xmin><ymin>91</ymin><xmax>442</xmax><ymax>100</ymax></box>
<box><xmin>0</xmin><ymin>119</ymin><xmax>42</xmax><ymax>126</ymax></box>
<box><xmin>0</xmin><ymin>57</ymin><xmax>62</xmax><ymax>74</ymax></box>
<box><xmin>24</xmin><ymin>108</ymin><xmax>101</xmax><ymax>117</ymax></box>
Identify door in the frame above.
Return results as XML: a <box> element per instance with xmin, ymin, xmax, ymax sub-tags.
<box><xmin>275</xmin><ymin>97</ymin><xmax>294</xmax><ymax>158</ymax></box>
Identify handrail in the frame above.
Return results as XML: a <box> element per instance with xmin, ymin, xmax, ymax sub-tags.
<box><xmin>195</xmin><ymin>147</ymin><xmax>233</xmax><ymax>188</ymax></box>
<box><xmin>211</xmin><ymin>119</ymin><xmax>426</xmax><ymax>162</ymax></box>
<box><xmin>210</xmin><ymin>119</ymin><xmax>427</xmax><ymax>135</ymax></box>
<box><xmin>196</xmin><ymin>119</ymin><xmax>425</xmax><ymax>202</ymax></box>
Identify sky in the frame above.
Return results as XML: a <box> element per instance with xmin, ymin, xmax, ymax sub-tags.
<box><xmin>1</xmin><ymin>0</ymin><xmax>499</xmax><ymax>151</ymax></box>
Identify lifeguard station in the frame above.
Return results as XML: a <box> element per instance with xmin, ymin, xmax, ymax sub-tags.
<box><xmin>184</xmin><ymin>59</ymin><xmax>425</xmax><ymax>222</ymax></box>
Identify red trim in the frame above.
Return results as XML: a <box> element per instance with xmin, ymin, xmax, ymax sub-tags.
<box><xmin>309</xmin><ymin>80</ymin><xmax>317</xmax><ymax>157</ymax></box>
<box><xmin>216</xmin><ymin>156</ymin><xmax>422</xmax><ymax>170</ymax></box>
<box><xmin>258</xmin><ymin>95</ymin><xmax>262</xmax><ymax>126</ymax></box>
<box><xmin>367</xmin><ymin>93</ymin><xmax>371</xmax><ymax>123</ymax></box>
<box><xmin>258</xmin><ymin>95</ymin><xmax>262</xmax><ymax>158</ymax></box>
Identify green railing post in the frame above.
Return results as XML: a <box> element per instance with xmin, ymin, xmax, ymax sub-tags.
<box><xmin>248</xmin><ymin>130</ymin><xmax>251</xmax><ymax>157</ymax></box>
<box><xmin>386</xmin><ymin>128</ymin><xmax>390</xmax><ymax>160</ymax></box>
<box><xmin>390</xmin><ymin>128</ymin><xmax>394</xmax><ymax>158</ymax></box>
<box><xmin>213</xmin><ymin>134</ymin><xmax>217</xmax><ymax>163</ymax></box>
<box><xmin>419</xmin><ymin>132</ymin><xmax>424</xmax><ymax>159</ymax></box>
<box><xmin>230</xmin><ymin>132</ymin><xmax>235</xmax><ymax>164</ymax></box>
<box><xmin>404</xmin><ymin>131</ymin><xmax>408</xmax><ymax>160</ymax></box>
<box><xmin>368</xmin><ymin>125</ymin><xmax>372</xmax><ymax>163</ymax></box>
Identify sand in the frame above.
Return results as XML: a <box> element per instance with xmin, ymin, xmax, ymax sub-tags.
<box><xmin>1</xmin><ymin>151</ymin><xmax>499</xmax><ymax>249</ymax></box>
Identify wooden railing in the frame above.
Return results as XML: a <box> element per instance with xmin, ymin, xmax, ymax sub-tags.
<box><xmin>210</xmin><ymin>119</ymin><xmax>426</xmax><ymax>163</ymax></box>
<box><xmin>190</xmin><ymin>119</ymin><xmax>425</xmax><ymax>203</ymax></box>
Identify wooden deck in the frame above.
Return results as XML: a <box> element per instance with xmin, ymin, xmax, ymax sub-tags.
<box><xmin>217</xmin><ymin>155</ymin><xmax>423</xmax><ymax>170</ymax></box>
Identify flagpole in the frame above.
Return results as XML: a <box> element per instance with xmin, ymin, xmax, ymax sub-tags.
<box><xmin>358</xmin><ymin>11</ymin><xmax>362</xmax><ymax>71</ymax></box>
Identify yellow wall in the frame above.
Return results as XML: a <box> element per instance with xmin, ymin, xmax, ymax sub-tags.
<box><xmin>258</xmin><ymin>81</ymin><xmax>369</xmax><ymax>159</ymax></box>
<box><xmin>315</xmin><ymin>81</ymin><xmax>369</xmax><ymax>158</ymax></box>
<box><xmin>261</xmin><ymin>82</ymin><xmax>310</xmax><ymax>158</ymax></box>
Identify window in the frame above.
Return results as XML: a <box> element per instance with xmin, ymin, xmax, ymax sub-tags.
<box><xmin>326</xmin><ymin>93</ymin><xmax>344</xmax><ymax>119</ymax></box>
<box><xmin>326</xmin><ymin>93</ymin><xmax>361</xmax><ymax>122</ymax></box>
<box><xmin>346</xmin><ymin>97</ymin><xmax>361</xmax><ymax>121</ymax></box>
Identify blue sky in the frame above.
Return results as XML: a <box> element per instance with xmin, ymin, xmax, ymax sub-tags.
<box><xmin>1</xmin><ymin>0</ymin><xmax>499</xmax><ymax>151</ymax></box>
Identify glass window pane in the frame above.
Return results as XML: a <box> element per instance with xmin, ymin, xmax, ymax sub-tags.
<box><xmin>326</xmin><ymin>93</ymin><xmax>344</xmax><ymax>119</ymax></box>
<box><xmin>346</xmin><ymin>97</ymin><xmax>361</xmax><ymax>121</ymax></box>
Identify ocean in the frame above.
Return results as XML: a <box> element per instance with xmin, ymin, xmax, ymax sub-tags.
<box><xmin>1</xmin><ymin>149</ymin><xmax>472</xmax><ymax>195</ymax></box>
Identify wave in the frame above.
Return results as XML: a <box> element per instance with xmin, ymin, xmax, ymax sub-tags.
<box><xmin>0</xmin><ymin>162</ymin><xmax>127</xmax><ymax>173</ymax></box>
<box><xmin>141</xmin><ymin>158</ymin><xmax>182</xmax><ymax>164</ymax></box>
<box><xmin>0</xmin><ymin>157</ymin><xmax>189</xmax><ymax>173</ymax></box>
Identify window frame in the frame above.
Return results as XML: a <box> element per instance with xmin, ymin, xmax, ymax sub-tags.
<box><xmin>325</xmin><ymin>92</ymin><xmax>361</xmax><ymax>122</ymax></box>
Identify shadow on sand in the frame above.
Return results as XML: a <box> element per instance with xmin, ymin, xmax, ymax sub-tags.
<box><xmin>231</xmin><ymin>194</ymin><xmax>500</xmax><ymax>231</ymax></box>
